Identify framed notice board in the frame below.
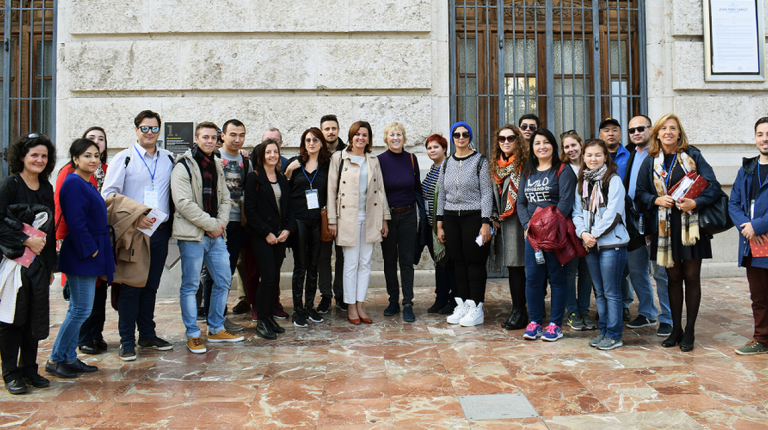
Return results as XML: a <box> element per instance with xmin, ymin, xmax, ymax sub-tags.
<box><xmin>703</xmin><ymin>0</ymin><xmax>766</xmax><ymax>82</ymax></box>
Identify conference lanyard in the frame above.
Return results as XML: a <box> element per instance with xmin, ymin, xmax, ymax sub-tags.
<box><xmin>135</xmin><ymin>146</ymin><xmax>158</xmax><ymax>188</ymax></box>
<box><xmin>302</xmin><ymin>165</ymin><xmax>319</xmax><ymax>190</ymax></box>
<box><xmin>664</xmin><ymin>154</ymin><xmax>677</xmax><ymax>188</ymax></box>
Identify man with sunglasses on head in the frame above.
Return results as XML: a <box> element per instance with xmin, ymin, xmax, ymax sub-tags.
<box><xmin>518</xmin><ymin>114</ymin><xmax>539</xmax><ymax>142</ymax></box>
<box><xmin>620</xmin><ymin>115</ymin><xmax>672</xmax><ymax>336</ymax></box>
<box><xmin>102</xmin><ymin>110</ymin><xmax>175</xmax><ymax>361</ymax></box>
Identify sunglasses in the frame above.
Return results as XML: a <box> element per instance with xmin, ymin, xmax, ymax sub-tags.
<box><xmin>498</xmin><ymin>135</ymin><xmax>517</xmax><ymax>143</ymax></box>
<box><xmin>138</xmin><ymin>126</ymin><xmax>160</xmax><ymax>134</ymax></box>
<box><xmin>21</xmin><ymin>133</ymin><xmax>40</xmax><ymax>143</ymax></box>
<box><xmin>305</xmin><ymin>137</ymin><xmax>320</xmax><ymax>143</ymax></box>
<box><xmin>452</xmin><ymin>132</ymin><xmax>470</xmax><ymax>139</ymax></box>
<box><xmin>559</xmin><ymin>129</ymin><xmax>577</xmax><ymax>139</ymax></box>
<box><xmin>519</xmin><ymin>124</ymin><xmax>537</xmax><ymax>131</ymax></box>
<box><xmin>628</xmin><ymin>126</ymin><xmax>648</xmax><ymax>134</ymax></box>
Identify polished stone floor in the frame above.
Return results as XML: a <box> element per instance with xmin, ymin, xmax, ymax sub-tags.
<box><xmin>1</xmin><ymin>276</ymin><xmax>767</xmax><ymax>429</ymax></box>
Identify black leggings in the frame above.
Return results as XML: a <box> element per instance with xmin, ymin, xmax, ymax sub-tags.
<box><xmin>251</xmin><ymin>236</ymin><xmax>287</xmax><ymax>320</ymax></box>
<box><xmin>508</xmin><ymin>266</ymin><xmax>527</xmax><ymax>310</ymax></box>
<box><xmin>292</xmin><ymin>218</ymin><xmax>322</xmax><ymax>310</ymax></box>
<box><xmin>665</xmin><ymin>259</ymin><xmax>702</xmax><ymax>342</ymax></box>
<box><xmin>442</xmin><ymin>214</ymin><xmax>491</xmax><ymax>303</ymax></box>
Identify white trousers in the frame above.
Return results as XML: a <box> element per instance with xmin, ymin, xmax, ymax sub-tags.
<box><xmin>342</xmin><ymin>215</ymin><xmax>374</xmax><ymax>304</ymax></box>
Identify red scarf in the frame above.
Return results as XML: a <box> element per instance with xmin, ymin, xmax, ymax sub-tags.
<box><xmin>492</xmin><ymin>155</ymin><xmax>519</xmax><ymax>219</ymax></box>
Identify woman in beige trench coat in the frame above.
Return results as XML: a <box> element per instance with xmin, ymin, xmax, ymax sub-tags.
<box><xmin>327</xmin><ymin>121</ymin><xmax>390</xmax><ymax>324</ymax></box>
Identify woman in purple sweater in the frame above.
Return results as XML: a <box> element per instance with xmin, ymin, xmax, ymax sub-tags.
<box><xmin>378</xmin><ymin>122</ymin><xmax>422</xmax><ymax>323</ymax></box>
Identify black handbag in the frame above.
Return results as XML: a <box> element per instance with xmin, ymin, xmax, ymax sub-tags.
<box><xmin>698</xmin><ymin>189</ymin><xmax>734</xmax><ymax>236</ymax></box>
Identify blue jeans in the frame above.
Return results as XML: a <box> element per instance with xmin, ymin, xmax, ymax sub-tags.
<box><xmin>178</xmin><ymin>236</ymin><xmax>231</xmax><ymax>338</ymax></box>
<box><xmin>586</xmin><ymin>247</ymin><xmax>627</xmax><ymax>340</ymax></box>
<box><xmin>202</xmin><ymin>221</ymin><xmax>244</xmax><ymax>314</ymax></box>
<box><xmin>651</xmin><ymin>258</ymin><xmax>672</xmax><ymax>324</ymax></box>
<box><xmin>565</xmin><ymin>256</ymin><xmax>592</xmax><ymax>315</ymax></box>
<box><xmin>626</xmin><ymin>245</ymin><xmax>660</xmax><ymax>320</ymax></box>
<box><xmin>50</xmin><ymin>275</ymin><xmax>97</xmax><ymax>363</ymax></box>
<box><xmin>524</xmin><ymin>239</ymin><xmax>567</xmax><ymax>327</ymax></box>
<box><xmin>118</xmin><ymin>225</ymin><xmax>170</xmax><ymax>347</ymax></box>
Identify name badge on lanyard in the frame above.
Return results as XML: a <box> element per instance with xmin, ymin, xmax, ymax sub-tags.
<box><xmin>144</xmin><ymin>187</ymin><xmax>159</xmax><ymax>209</ymax></box>
<box><xmin>306</xmin><ymin>190</ymin><xmax>320</xmax><ymax>209</ymax></box>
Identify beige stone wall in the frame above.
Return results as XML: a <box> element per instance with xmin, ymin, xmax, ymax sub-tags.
<box><xmin>646</xmin><ymin>0</ymin><xmax>768</xmax><ymax>277</ymax></box>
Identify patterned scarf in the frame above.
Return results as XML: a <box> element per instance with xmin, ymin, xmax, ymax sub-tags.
<box><xmin>581</xmin><ymin>164</ymin><xmax>608</xmax><ymax>231</ymax></box>
<box><xmin>652</xmin><ymin>150</ymin><xmax>698</xmax><ymax>268</ymax></box>
<box><xmin>193</xmin><ymin>146</ymin><xmax>218</xmax><ymax>218</ymax></box>
<box><xmin>94</xmin><ymin>163</ymin><xmax>106</xmax><ymax>192</ymax></box>
<box><xmin>491</xmin><ymin>155</ymin><xmax>520</xmax><ymax>220</ymax></box>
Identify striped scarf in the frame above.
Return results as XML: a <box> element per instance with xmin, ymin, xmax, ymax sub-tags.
<box><xmin>652</xmin><ymin>151</ymin><xmax>698</xmax><ymax>268</ymax></box>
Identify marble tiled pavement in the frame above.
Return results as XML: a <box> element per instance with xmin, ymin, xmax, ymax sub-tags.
<box><xmin>1</xmin><ymin>277</ymin><xmax>767</xmax><ymax>429</ymax></box>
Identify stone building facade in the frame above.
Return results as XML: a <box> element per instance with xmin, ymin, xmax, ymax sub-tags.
<box><xmin>54</xmin><ymin>0</ymin><xmax>767</xmax><ymax>287</ymax></box>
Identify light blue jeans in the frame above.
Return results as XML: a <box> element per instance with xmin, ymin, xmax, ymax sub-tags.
<box><xmin>626</xmin><ymin>244</ymin><xmax>660</xmax><ymax>320</ymax></box>
<box><xmin>178</xmin><ymin>236</ymin><xmax>231</xmax><ymax>339</ymax></box>
<box><xmin>50</xmin><ymin>275</ymin><xmax>97</xmax><ymax>363</ymax></box>
<box><xmin>586</xmin><ymin>247</ymin><xmax>627</xmax><ymax>340</ymax></box>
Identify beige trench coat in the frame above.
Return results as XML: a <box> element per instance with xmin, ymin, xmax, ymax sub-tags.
<box><xmin>327</xmin><ymin>150</ymin><xmax>391</xmax><ymax>247</ymax></box>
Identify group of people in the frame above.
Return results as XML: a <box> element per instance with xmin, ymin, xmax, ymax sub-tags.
<box><xmin>1</xmin><ymin>108</ymin><xmax>767</xmax><ymax>396</ymax></box>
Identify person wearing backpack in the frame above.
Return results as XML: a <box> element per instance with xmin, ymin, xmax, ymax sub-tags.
<box><xmin>436</xmin><ymin>122</ymin><xmax>494</xmax><ymax>327</ymax></box>
<box><xmin>572</xmin><ymin>139</ymin><xmax>629</xmax><ymax>350</ymax></box>
<box><xmin>517</xmin><ymin>128</ymin><xmax>577</xmax><ymax>342</ymax></box>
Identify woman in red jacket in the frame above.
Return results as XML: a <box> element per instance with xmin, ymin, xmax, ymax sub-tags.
<box><xmin>54</xmin><ymin>127</ymin><xmax>109</xmax><ymax>355</ymax></box>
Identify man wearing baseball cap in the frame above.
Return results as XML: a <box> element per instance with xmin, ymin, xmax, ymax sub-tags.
<box><xmin>599</xmin><ymin>118</ymin><xmax>630</xmax><ymax>179</ymax></box>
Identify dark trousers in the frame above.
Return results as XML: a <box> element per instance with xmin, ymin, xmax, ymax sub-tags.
<box><xmin>382</xmin><ymin>207</ymin><xmax>417</xmax><ymax>306</ymax></box>
<box><xmin>251</xmin><ymin>236</ymin><xmax>286</xmax><ymax>319</ymax></box>
<box><xmin>202</xmin><ymin>221</ymin><xmax>244</xmax><ymax>314</ymax></box>
<box><xmin>117</xmin><ymin>224</ymin><xmax>170</xmax><ymax>347</ymax></box>
<box><xmin>0</xmin><ymin>313</ymin><xmax>38</xmax><ymax>383</ymax></box>
<box><xmin>442</xmin><ymin>214</ymin><xmax>491</xmax><ymax>303</ymax></box>
<box><xmin>525</xmin><ymin>239</ymin><xmax>568</xmax><ymax>327</ymax></box>
<box><xmin>78</xmin><ymin>279</ymin><xmax>108</xmax><ymax>347</ymax></box>
<box><xmin>292</xmin><ymin>218</ymin><xmax>322</xmax><ymax>310</ymax></box>
<box><xmin>426</xmin><ymin>225</ymin><xmax>457</xmax><ymax>305</ymax></box>
<box><xmin>317</xmin><ymin>240</ymin><xmax>334</xmax><ymax>299</ymax></box>
<box><xmin>744</xmin><ymin>256</ymin><xmax>768</xmax><ymax>345</ymax></box>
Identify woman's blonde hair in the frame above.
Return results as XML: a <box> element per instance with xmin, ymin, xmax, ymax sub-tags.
<box><xmin>648</xmin><ymin>113</ymin><xmax>689</xmax><ymax>157</ymax></box>
<box><xmin>559</xmin><ymin>130</ymin><xmax>583</xmax><ymax>164</ymax></box>
<box><xmin>383</xmin><ymin>122</ymin><xmax>407</xmax><ymax>148</ymax></box>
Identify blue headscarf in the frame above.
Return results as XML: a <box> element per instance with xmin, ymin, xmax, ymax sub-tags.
<box><xmin>450</xmin><ymin>122</ymin><xmax>473</xmax><ymax>145</ymax></box>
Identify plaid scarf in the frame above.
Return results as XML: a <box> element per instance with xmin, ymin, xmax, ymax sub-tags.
<box><xmin>581</xmin><ymin>164</ymin><xmax>608</xmax><ymax>232</ymax></box>
<box><xmin>193</xmin><ymin>146</ymin><xmax>218</xmax><ymax>218</ymax></box>
<box><xmin>652</xmin><ymin>150</ymin><xmax>698</xmax><ymax>268</ymax></box>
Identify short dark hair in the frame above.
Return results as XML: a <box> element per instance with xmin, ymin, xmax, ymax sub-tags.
<box><xmin>300</xmin><ymin>127</ymin><xmax>332</xmax><ymax>164</ymax></box>
<box><xmin>320</xmin><ymin>114</ymin><xmax>339</xmax><ymax>127</ymax></box>
<box><xmin>222</xmin><ymin>119</ymin><xmax>245</xmax><ymax>134</ymax></box>
<box><xmin>195</xmin><ymin>121</ymin><xmax>219</xmax><ymax>137</ymax></box>
<box><xmin>518</xmin><ymin>113</ymin><xmax>540</xmax><ymax>128</ymax></box>
<box><xmin>8</xmin><ymin>133</ymin><xmax>56</xmax><ymax>181</ymax></box>
<box><xmin>756</xmin><ymin>117</ymin><xmax>768</xmax><ymax>132</ymax></box>
<box><xmin>523</xmin><ymin>128</ymin><xmax>561</xmax><ymax>176</ymax></box>
<box><xmin>134</xmin><ymin>110</ymin><xmax>161</xmax><ymax>128</ymax></box>
<box><xmin>346</xmin><ymin>121</ymin><xmax>373</xmax><ymax>154</ymax></box>
<box><xmin>68</xmin><ymin>138</ymin><xmax>100</xmax><ymax>170</ymax></box>
<box><xmin>82</xmin><ymin>126</ymin><xmax>108</xmax><ymax>164</ymax></box>
<box><xmin>255</xmin><ymin>138</ymin><xmax>281</xmax><ymax>169</ymax></box>
<box><xmin>632</xmin><ymin>114</ymin><xmax>653</xmax><ymax>127</ymax></box>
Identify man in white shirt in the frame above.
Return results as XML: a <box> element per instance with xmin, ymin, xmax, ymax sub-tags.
<box><xmin>101</xmin><ymin>110</ymin><xmax>175</xmax><ymax>361</ymax></box>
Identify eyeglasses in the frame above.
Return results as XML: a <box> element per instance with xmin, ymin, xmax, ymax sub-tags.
<box><xmin>498</xmin><ymin>135</ymin><xmax>517</xmax><ymax>143</ymax></box>
<box><xmin>559</xmin><ymin>130</ymin><xmax>577</xmax><ymax>139</ymax></box>
<box><xmin>519</xmin><ymin>124</ymin><xmax>537</xmax><ymax>131</ymax></box>
<box><xmin>138</xmin><ymin>126</ymin><xmax>160</xmax><ymax>134</ymax></box>
<box><xmin>628</xmin><ymin>126</ymin><xmax>648</xmax><ymax>134</ymax></box>
<box><xmin>452</xmin><ymin>132</ymin><xmax>470</xmax><ymax>139</ymax></box>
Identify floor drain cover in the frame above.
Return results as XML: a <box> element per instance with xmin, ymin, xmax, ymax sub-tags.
<box><xmin>459</xmin><ymin>393</ymin><xmax>539</xmax><ymax>420</ymax></box>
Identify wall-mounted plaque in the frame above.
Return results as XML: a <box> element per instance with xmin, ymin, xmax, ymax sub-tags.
<box><xmin>164</xmin><ymin>122</ymin><xmax>194</xmax><ymax>156</ymax></box>
<box><xmin>704</xmin><ymin>0</ymin><xmax>766</xmax><ymax>81</ymax></box>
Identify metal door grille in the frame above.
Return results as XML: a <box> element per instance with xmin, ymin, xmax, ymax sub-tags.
<box><xmin>1</xmin><ymin>0</ymin><xmax>56</xmax><ymax>177</ymax></box>
<box><xmin>450</xmin><ymin>0</ymin><xmax>647</xmax><ymax>156</ymax></box>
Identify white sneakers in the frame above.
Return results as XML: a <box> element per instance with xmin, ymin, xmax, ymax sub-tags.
<box><xmin>460</xmin><ymin>300</ymin><xmax>484</xmax><ymax>326</ymax></box>
<box><xmin>446</xmin><ymin>298</ymin><xmax>484</xmax><ymax>326</ymax></box>
<box><xmin>447</xmin><ymin>298</ymin><xmax>468</xmax><ymax>324</ymax></box>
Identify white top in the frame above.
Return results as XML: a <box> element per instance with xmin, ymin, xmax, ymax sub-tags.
<box><xmin>101</xmin><ymin>142</ymin><xmax>175</xmax><ymax>223</ymax></box>
<box><xmin>349</xmin><ymin>154</ymin><xmax>368</xmax><ymax>216</ymax></box>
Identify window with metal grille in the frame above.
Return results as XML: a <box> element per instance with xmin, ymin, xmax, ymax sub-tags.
<box><xmin>1</xmin><ymin>0</ymin><xmax>56</xmax><ymax>176</ymax></box>
<box><xmin>450</xmin><ymin>0</ymin><xmax>647</xmax><ymax>156</ymax></box>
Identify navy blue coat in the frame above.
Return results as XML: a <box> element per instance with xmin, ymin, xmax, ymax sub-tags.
<box><xmin>729</xmin><ymin>156</ymin><xmax>768</xmax><ymax>269</ymax></box>
<box><xmin>56</xmin><ymin>173</ymin><xmax>115</xmax><ymax>281</ymax></box>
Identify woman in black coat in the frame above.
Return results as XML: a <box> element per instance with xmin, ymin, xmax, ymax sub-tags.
<box><xmin>635</xmin><ymin>114</ymin><xmax>721</xmax><ymax>352</ymax></box>
<box><xmin>0</xmin><ymin>134</ymin><xmax>57</xmax><ymax>395</ymax></box>
<box><xmin>244</xmin><ymin>139</ymin><xmax>296</xmax><ymax>340</ymax></box>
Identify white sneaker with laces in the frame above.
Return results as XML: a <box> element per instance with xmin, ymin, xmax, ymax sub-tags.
<box><xmin>446</xmin><ymin>298</ymin><xmax>468</xmax><ymax>324</ymax></box>
<box><xmin>459</xmin><ymin>301</ymin><xmax>484</xmax><ymax>326</ymax></box>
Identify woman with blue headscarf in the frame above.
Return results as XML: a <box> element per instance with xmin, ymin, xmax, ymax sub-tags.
<box><xmin>436</xmin><ymin>122</ymin><xmax>494</xmax><ymax>326</ymax></box>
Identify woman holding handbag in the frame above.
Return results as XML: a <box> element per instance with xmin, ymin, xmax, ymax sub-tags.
<box><xmin>283</xmin><ymin>127</ymin><xmax>331</xmax><ymax>327</ymax></box>
<box><xmin>635</xmin><ymin>113</ymin><xmax>721</xmax><ymax>352</ymax></box>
